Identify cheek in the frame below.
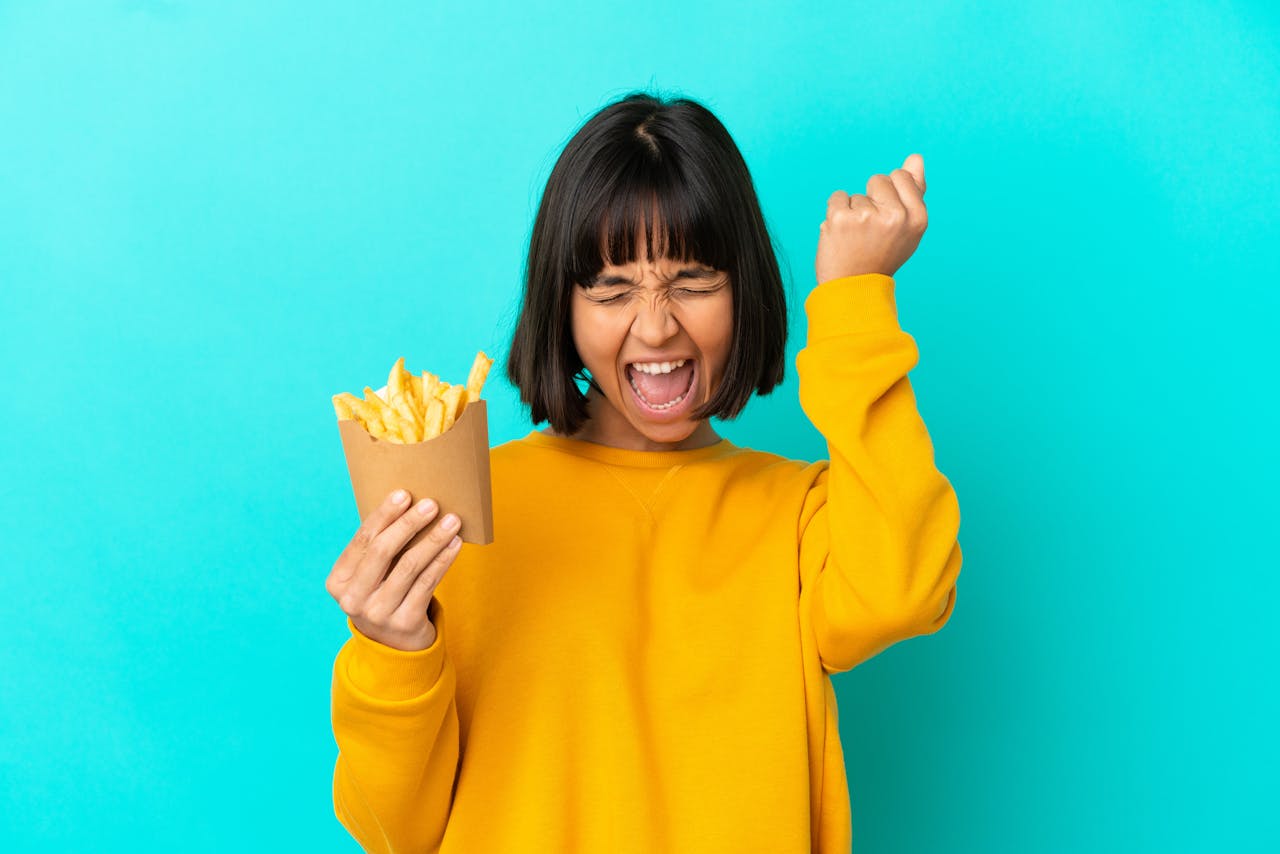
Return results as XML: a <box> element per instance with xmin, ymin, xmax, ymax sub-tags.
<box><xmin>694</xmin><ymin>298</ymin><xmax>734</xmax><ymax>365</ymax></box>
<box><xmin>571</xmin><ymin>306</ymin><xmax>626</xmax><ymax>368</ymax></box>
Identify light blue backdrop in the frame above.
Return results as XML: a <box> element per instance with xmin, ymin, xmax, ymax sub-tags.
<box><xmin>2</xmin><ymin>1</ymin><xmax>1276</xmax><ymax>851</ymax></box>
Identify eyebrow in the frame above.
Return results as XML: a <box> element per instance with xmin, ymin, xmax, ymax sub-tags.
<box><xmin>582</xmin><ymin>267</ymin><xmax>718</xmax><ymax>288</ymax></box>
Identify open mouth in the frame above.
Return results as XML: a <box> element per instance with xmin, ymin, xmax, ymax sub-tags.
<box><xmin>624</xmin><ymin>359</ymin><xmax>697</xmax><ymax>419</ymax></box>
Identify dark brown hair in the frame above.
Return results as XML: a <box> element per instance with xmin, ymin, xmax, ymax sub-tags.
<box><xmin>506</xmin><ymin>90</ymin><xmax>788</xmax><ymax>435</ymax></box>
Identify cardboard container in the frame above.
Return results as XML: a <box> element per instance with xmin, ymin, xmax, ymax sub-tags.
<box><xmin>337</xmin><ymin>397</ymin><xmax>494</xmax><ymax>546</ymax></box>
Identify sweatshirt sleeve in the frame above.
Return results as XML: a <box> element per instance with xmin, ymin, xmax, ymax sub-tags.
<box><xmin>330</xmin><ymin>594</ymin><xmax>460</xmax><ymax>853</ymax></box>
<box><xmin>794</xmin><ymin>273</ymin><xmax>963</xmax><ymax>675</ymax></box>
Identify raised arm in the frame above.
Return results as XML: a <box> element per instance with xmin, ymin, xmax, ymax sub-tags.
<box><xmin>795</xmin><ymin>273</ymin><xmax>961</xmax><ymax>674</ymax></box>
<box><xmin>795</xmin><ymin>153</ymin><xmax>961</xmax><ymax>674</ymax></box>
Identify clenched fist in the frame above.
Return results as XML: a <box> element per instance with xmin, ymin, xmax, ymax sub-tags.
<box><xmin>815</xmin><ymin>153</ymin><xmax>928</xmax><ymax>284</ymax></box>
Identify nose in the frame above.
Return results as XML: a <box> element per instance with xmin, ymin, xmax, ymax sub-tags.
<box><xmin>630</xmin><ymin>294</ymin><xmax>680</xmax><ymax>346</ymax></box>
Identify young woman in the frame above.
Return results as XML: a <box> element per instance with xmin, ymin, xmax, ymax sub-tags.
<box><xmin>326</xmin><ymin>91</ymin><xmax>962</xmax><ymax>853</ymax></box>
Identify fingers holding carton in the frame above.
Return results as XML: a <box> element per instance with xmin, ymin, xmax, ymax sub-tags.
<box><xmin>325</xmin><ymin>489</ymin><xmax>463</xmax><ymax>651</ymax></box>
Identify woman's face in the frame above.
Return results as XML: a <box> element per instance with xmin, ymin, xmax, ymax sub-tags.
<box><xmin>569</xmin><ymin>246</ymin><xmax>733</xmax><ymax>451</ymax></box>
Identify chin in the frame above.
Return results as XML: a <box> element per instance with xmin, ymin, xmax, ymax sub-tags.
<box><xmin>634</xmin><ymin>418</ymin><xmax>699</xmax><ymax>441</ymax></box>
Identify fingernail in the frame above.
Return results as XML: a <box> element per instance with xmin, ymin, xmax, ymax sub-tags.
<box><xmin>442</xmin><ymin>514</ymin><xmax>460</xmax><ymax>530</ymax></box>
<box><xmin>416</xmin><ymin>499</ymin><xmax>436</xmax><ymax>516</ymax></box>
<box><xmin>392</xmin><ymin>489</ymin><xmax>408</xmax><ymax>504</ymax></box>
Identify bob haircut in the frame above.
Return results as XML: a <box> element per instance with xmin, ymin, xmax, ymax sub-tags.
<box><xmin>506</xmin><ymin>90</ymin><xmax>789</xmax><ymax>437</ymax></box>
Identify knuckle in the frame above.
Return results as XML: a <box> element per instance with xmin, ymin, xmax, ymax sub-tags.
<box><xmin>352</xmin><ymin>526</ymin><xmax>373</xmax><ymax>550</ymax></box>
<box><xmin>398</xmin><ymin>540</ymin><xmax>432</xmax><ymax>572</ymax></box>
<box><xmin>417</xmin><ymin>567</ymin><xmax>442</xmax><ymax>595</ymax></box>
<box><xmin>399</xmin><ymin>508</ymin><xmax>429</xmax><ymax>534</ymax></box>
<box><xmin>364</xmin><ymin>540</ymin><xmax>390</xmax><ymax>567</ymax></box>
<box><xmin>423</xmin><ymin>555</ymin><xmax>447</xmax><ymax>584</ymax></box>
<box><xmin>390</xmin><ymin>613</ymin><xmax>421</xmax><ymax>635</ymax></box>
<box><xmin>387</xmin><ymin>519</ymin><xmax>412</xmax><ymax>543</ymax></box>
<box><xmin>427</xmin><ymin>549</ymin><xmax>450</xmax><ymax>573</ymax></box>
<box><xmin>336</xmin><ymin>593</ymin><xmax>362</xmax><ymax>615</ymax></box>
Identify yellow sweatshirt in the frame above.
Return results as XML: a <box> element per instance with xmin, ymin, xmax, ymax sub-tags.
<box><xmin>329</xmin><ymin>273</ymin><xmax>963</xmax><ymax>853</ymax></box>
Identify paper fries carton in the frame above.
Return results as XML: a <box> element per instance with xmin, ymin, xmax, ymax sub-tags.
<box><xmin>337</xmin><ymin>397</ymin><xmax>494</xmax><ymax>546</ymax></box>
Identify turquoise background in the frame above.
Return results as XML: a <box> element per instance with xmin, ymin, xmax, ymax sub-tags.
<box><xmin>2</xmin><ymin>1</ymin><xmax>1276</xmax><ymax>851</ymax></box>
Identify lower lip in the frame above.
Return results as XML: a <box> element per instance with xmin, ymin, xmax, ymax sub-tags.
<box><xmin>626</xmin><ymin>362</ymin><xmax>698</xmax><ymax>421</ymax></box>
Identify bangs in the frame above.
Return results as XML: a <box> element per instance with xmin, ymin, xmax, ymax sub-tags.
<box><xmin>566</xmin><ymin>153</ymin><xmax>735</xmax><ymax>283</ymax></box>
<box><xmin>507</xmin><ymin>91</ymin><xmax>789</xmax><ymax>437</ymax></box>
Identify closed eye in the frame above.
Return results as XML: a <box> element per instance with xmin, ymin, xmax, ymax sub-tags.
<box><xmin>582</xmin><ymin>267</ymin><xmax>725</xmax><ymax>303</ymax></box>
<box><xmin>590</xmin><ymin>287</ymin><xmax>717</xmax><ymax>304</ymax></box>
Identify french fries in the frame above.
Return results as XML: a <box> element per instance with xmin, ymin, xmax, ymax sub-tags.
<box><xmin>333</xmin><ymin>351</ymin><xmax>493</xmax><ymax>444</ymax></box>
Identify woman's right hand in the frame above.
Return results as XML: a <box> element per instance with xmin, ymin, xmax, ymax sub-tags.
<box><xmin>326</xmin><ymin>489</ymin><xmax>464</xmax><ymax>652</ymax></box>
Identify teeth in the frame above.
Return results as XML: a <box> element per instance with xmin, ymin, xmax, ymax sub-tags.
<box><xmin>630</xmin><ymin>358</ymin><xmax>687</xmax><ymax>375</ymax></box>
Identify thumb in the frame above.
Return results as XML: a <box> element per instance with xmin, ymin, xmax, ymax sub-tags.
<box><xmin>902</xmin><ymin>153</ymin><xmax>926</xmax><ymax>195</ymax></box>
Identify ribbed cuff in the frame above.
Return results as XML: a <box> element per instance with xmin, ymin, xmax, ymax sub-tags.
<box><xmin>804</xmin><ymin>273</ymin><xmax>898</xmax><ymax>340</ymax></box>
<box><xmin>342</xmin><ymin>596</ymin><xmax>448</xmax><ymax>701</ymax></box>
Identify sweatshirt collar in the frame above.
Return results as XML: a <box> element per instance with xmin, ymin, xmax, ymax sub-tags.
<box><xmin>521</xmin><ymin>430</ymin><xmax>739</xmax><ymax>468</ymax></box>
